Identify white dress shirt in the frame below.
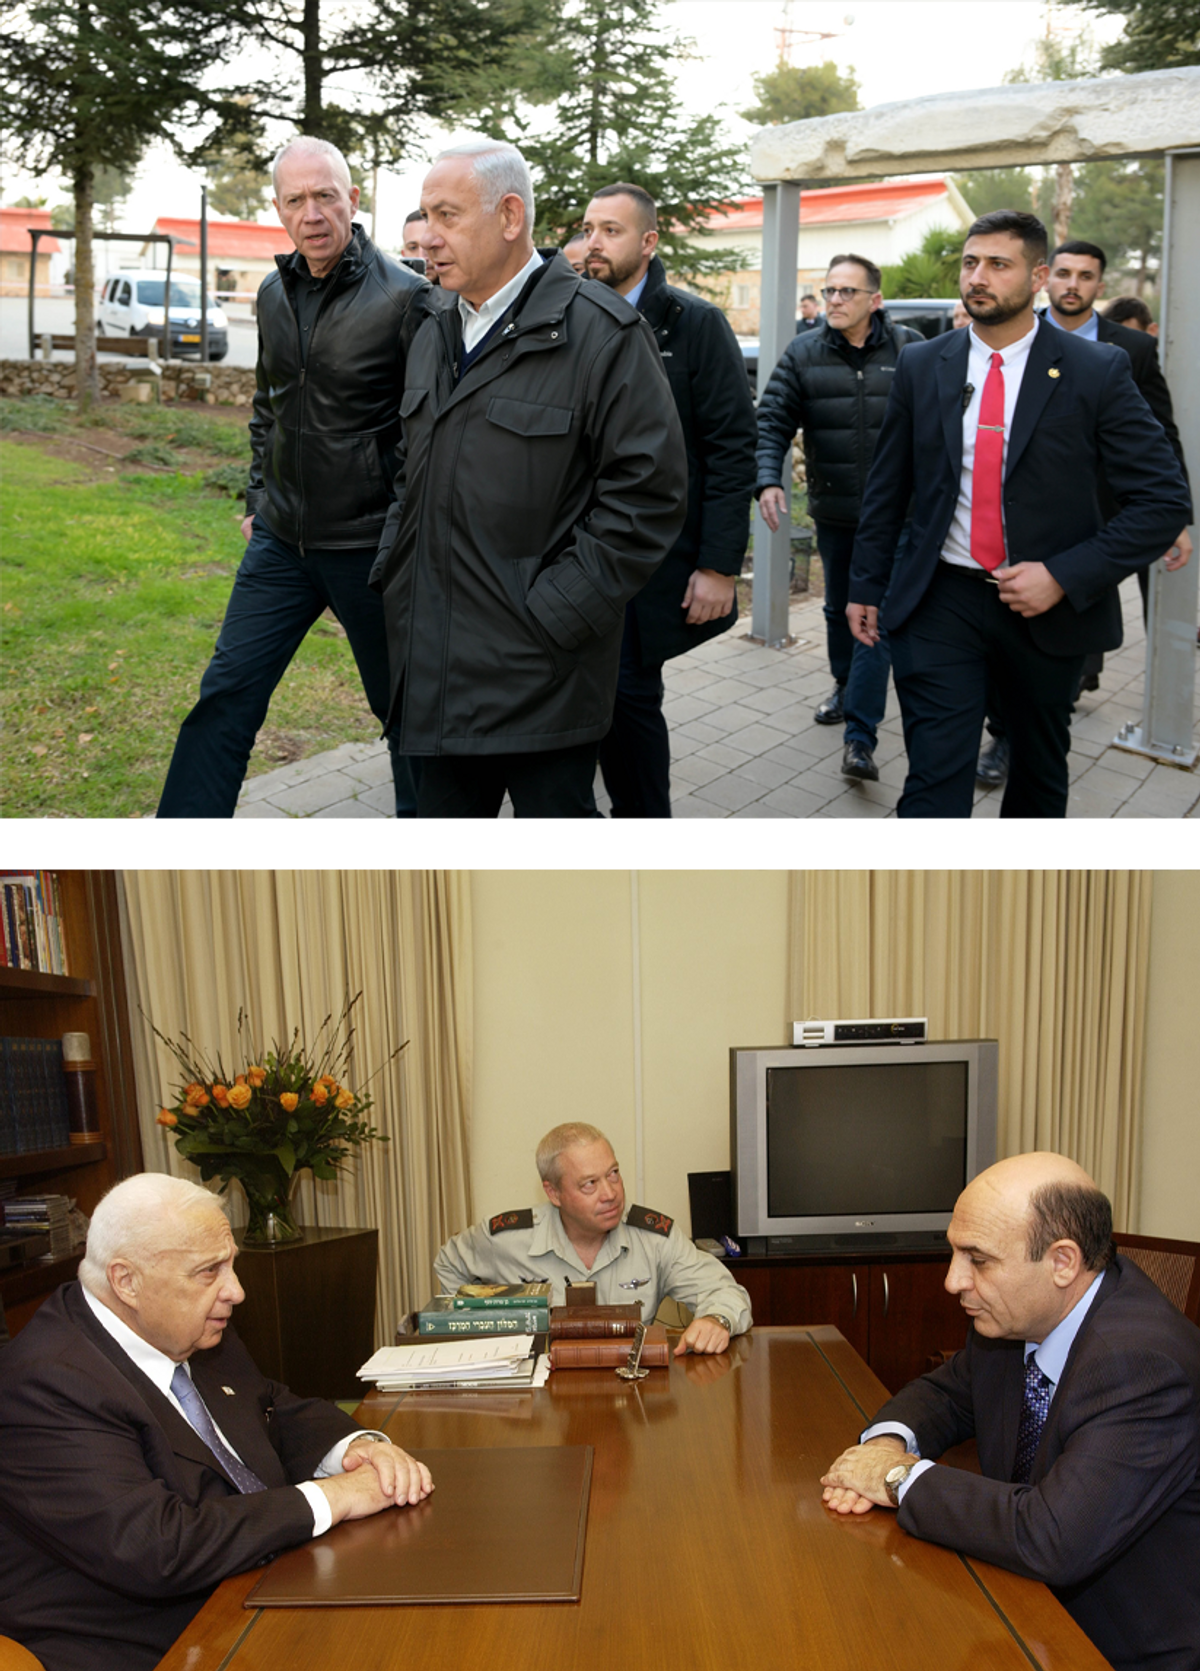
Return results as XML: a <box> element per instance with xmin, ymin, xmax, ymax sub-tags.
<box><xmin>862</xmin><ymin>1270</ymin><xmax>1105</xmax><ymax>1503</ymax></box>
<box><xmin>458</xmin><ymin>248</ymin><xmax>544</xmax><ymax>353</ymax></box>
<box><xmin>940</xmin><ymin>317</ymin><xmax>1041</xmax><ymax>570</ymax></box>
<box><xmin>81</xmin><ymin>1286</ymin><xmax>379</xmax><ymax>1537</ymax></box>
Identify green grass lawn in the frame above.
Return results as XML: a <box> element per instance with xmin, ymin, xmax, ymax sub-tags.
<box><xmin>1</xmin><ymin>435</ymin><xmax>388</xmax><ymax>818</ymax></box>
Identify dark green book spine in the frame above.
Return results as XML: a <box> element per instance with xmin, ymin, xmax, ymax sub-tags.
<box><xmin>418</xmin><ymin>1309</ymin><xmax>544</xmax><ymax>1336</ymax></box>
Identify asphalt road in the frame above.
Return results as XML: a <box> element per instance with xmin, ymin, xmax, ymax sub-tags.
<box><xmin>0</xmin><ymin>294</ymin><xmax>259</xmax><ymax>368</ymax></box>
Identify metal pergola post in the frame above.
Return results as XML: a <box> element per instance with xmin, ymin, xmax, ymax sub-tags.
<box><xmin>750</xmin><ymin>181</ymin><xmax>801</xmax><ymax>648</ymax></box>
<box><xmin>1114</xmin><ymin>146</ymin><xmax>1199</xmax><ymax>769</ymax></box>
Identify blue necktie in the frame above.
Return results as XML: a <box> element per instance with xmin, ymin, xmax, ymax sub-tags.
<box><xmin>170</xmin><ymin>1364</ymin><xmax>267</xmax><ymax>1493</ymax></box>
<box><xmin>1011</xmin><ymin>1353</ymin><xmax>1053</xmax><ymax>1484</ymax></box>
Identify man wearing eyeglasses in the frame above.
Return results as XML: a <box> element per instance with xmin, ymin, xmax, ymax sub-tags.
<box><xmin>756</xmin><ymin>255</ymin><xmax>922</xmax><ymax>783</ymax></box>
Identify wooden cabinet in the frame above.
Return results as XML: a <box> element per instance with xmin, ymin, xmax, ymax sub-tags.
<box><xmin>1</xmin><ymin>872</ymin><xmax>141</xmax><ymax>1333</ymax></box>
<box><xmin>736</xmin><ymin>1250</ymin><xmax>967</xmax><ymax>1394</ymax></box>
<box><xmin>233</xmin><ymin>1227</ymin><xmax>379</xmax><ymax>1401</ymax></box>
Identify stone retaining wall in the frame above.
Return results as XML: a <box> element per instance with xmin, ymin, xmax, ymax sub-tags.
<box><xmin>0</xmin><ymin>358</ymin><xmax>257</xmax><ymax>405</ymax></box>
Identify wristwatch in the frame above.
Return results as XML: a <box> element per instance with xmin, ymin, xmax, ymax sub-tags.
<box><xmin>703</xmin><ymin>1313</ymin><xmax>733</xmax><ymax>1335</ymax></box>
<box><xmin>884</xmin><ymin>1461</ymin><xmax>916</xmax><ymax>1506</ymax></box>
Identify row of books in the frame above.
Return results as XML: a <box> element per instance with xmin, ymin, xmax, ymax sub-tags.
<box><xmin>0</xmin><ymin>872</ymin><xmax>69</xmax><ymax>976</ymax></box>
<box><xmin>0</xmin><ymin>1037</ymin><xmax>72</xmax><ymax>1156</ymax></box>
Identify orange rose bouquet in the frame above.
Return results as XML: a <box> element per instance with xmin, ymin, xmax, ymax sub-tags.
<box><xmin>150</xmin><ymin>997</ymin><xmax>398</xmax><ymax>1242</ymax></box>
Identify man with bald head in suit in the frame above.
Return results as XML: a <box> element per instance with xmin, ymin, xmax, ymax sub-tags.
<box><xmin>821</xmin><ymin>1152</ymin><xmax>1200</xmax><ymax>1671</ymax></box>
<box><xmin>0</xmin><ymin>1174</ymin><xmax>433</xmax><ymax>1671</ymax></box>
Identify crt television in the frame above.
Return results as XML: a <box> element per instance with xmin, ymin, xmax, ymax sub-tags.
<box><xmin>730</xmin><ymin>1040</ymin><xmax>998</xmax><ymax>1251</ymax></box>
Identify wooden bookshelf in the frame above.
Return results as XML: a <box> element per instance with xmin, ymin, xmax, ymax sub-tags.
<box><xmin>1</xmin><ymin>872</ymin><xmax>141</xmax><ymax>1333</ymax></box>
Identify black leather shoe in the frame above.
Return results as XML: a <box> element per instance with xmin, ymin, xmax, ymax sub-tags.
<box><xmin>814</xmin><ymin>683</ymin><xmax>846</xmax><ymax>725</ymax></box>
<box><xmin>841</xmin><ymin>741</ymin><xmax>879</xmax><ymax>781</ymax></box>
<box><xmin>976</xmin><ymin>735</ymin><xmax>1010</xmax><ymax>787</ymax></box>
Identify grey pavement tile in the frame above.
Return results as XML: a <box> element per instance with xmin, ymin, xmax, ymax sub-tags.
<box><xmin>241</xmin><ymin>756</ymin><xmax>323</xmax><ymax>794</ymax></box>
<box><xmin>971</xmin><ymin>795</ymin><xmax>1003</xmax><ymax>818</ymax></box>
<box><xmin>739</xmin><ymin>683</ymin><xmax>807</xmax><ymax>715</ymax></box>
<box><xmin>735</xmin><ymin>755</ymin><xmax>795</xmax><ymax>791</ymax></box>
<box><xmin>669</xmin><ymin>792</ymin><xmax>726</xmax><ymax>818</ymax></box>
<box><xmin>695</xmin><ymin>676</ymin><xmax>762</xmax><ymax>706</ymax></box>
<box><xmin>731</xmin><ymin>802</ymin><xmax>793</xmax><ymax>817</ymax></box>
<box><xmin>660</xmin><ymin>692</ymin><xmax>717</xmax><ymax>726</ymax></box>
<box><xmin>713</xmin><ymin>720</ymin><xmax>796</xmax><ymax>758</ymax></box>
<box><xmin>237</xmin><ymin>773</ymin><xmax>291</xmax><ymax>805</ymax></box>
<box><xmin>1068</xmin><ymin>765</ymin><xmax>1139</xmax><ymax>806</ymax></box>
<box><xmin>1118</xmin><ymin>774</ymin><xmax>1200</xmax><ymax>817</ymax></box>
<box><xmin>813</xmin><ymin>791</ymin><xmax>894</xmax><ymax>818</ymax></box>
<box><xmin>667</xmin><ymin>730</ymin><xmax>703</xmax><ymax>760</ymax></box>
<box><xmin>313</xmin><ymin>798</ymin><xmax>387</xmax><ymax>818</ymax></box>
<box><xmin>1096</xmin><ymin>748</ymin><xmax>1157</xmax><ymax>782</ymax></box>
<box><xmin>736</xmin><ymin>660</ymin><xmax>814</xmax><ymax>689</ymax></box>
<box><xmin>664</xmin><ymin>665</ymin><xmax>723</xmax><ymax>696</ymax></box>
<box><xmin>693</xmin><ymin>739</ymin><xmax>754</xmax><ymax>769</ymax></box>
<box><xmin>674</xmin><ymin>718</ymin><xmax>732</xmax><ymax>748</ymax></box>
<box><xmin>233</xmin><ymin>800</ymin><xmax>292</xmax><ymax>818</ymax></box>
<box><xmin>355</xmin><ymin>781</ymin><xmax>402</xmax><ymax>815</ymax></box>
<box><xmin>268</xmin><ymin>771</ymin><xmax>365</xmax><ymax>815</ymax></box>
<box><xmin>340</xmin><ymin>751</ymin><xmax>396</xmax><ymax>787</ymax></box>
<box><xmin>760</xmin><ymin>782</ymin><xmax>832</xmax><ymax>817</ymax></box>
<box><xmin>671</xmin><ymin>753</ymin><xmax>732</xmax><ymax>789</ymax></box>
<box><xmin>758</xmin><ymin>740</ymin><xmax>825</xmax><ymax>773</ymax></box>
<box><xmin>700</xmin><ymin>701</ymin><xmax>774</xmax><ymax>737</ymax></box>
<box><xmin>691</xmin><ymin>772</ymin><xmax>772</xmax><ymax>813</ymax></box>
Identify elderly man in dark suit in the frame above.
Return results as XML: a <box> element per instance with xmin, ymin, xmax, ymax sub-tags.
<box><xmin>0</xmin><ymin>1174</ymin><xmax>432</xmax><ymax>1671</ymax></box>
<box><xmin>847</xmin><ymin>209</ymin><xmax>1192</xmax><ymax>817</ymax></box>
<box><xmin>821</xmin><ymin>1152</ymin><xmax>1200</xmax><ymax>1671</ymax></box>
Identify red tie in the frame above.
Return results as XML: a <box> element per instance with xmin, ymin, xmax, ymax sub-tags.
<box><xmin>971</xmin><ymin>351</ymin><xmax>1007</xmax><ymax>573</ymax></box>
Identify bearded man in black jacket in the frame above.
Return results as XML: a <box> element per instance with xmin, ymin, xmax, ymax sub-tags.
<box><xmin>756</xmin><ymin>255</ymin><xmax>922</xmax><ymax>782</ymax></box>
<box><xmin>158</xmin><ymin>137</ymin><xmax>426</xmax><ymax>819</ymax></box>
<box><xmin>582</xmin><ymin>183</ymin><xmax>757</xmax><ymax>817</ymax></box>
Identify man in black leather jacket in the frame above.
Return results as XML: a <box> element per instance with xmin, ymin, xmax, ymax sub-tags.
<box><xmin>158</xmin><ymin>137</ymin><xmax>426</xmax><ymax>818</ymax></box>
<box><xmin>756</xmin><ymin>257</ymin><xmax>921</xmax><ymax>782</ymax></box>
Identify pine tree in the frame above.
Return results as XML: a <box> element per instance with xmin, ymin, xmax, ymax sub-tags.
<box><xmin>497</xmin><ymin>0</ymin><xmax>746</xmax><ymax>278</ymax></box>
<box><xmin>740</xmin><ymin>60</ymin><xmax>860</xmax><ymax>126</ymax></box>
<box><xmin>1068</xmin><ymin>0</ymin><xmax>1199</xmax><ymax>72</ymax></box>
<box><xmin>1</xmin><ymin>1</ymin><xmax>239</xmax><ymax>406</ymax></box>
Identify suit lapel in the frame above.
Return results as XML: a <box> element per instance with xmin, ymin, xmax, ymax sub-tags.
<box><xmin>191</xmin><ymin>1341</ymin><xmax>289</xmax><ymax>1487</ymax></box>
<box><xmin>936</xmin><ymin>331</ymin><xmax>970</xmax><ymax>473</ymax></box>
<box><xmin>1006</xmin><ymin>322</ymin><xmax>1064</xmax><ymax>479</ymax></box>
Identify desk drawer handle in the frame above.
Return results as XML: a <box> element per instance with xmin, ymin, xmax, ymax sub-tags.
<box><xmin>881</xmin><ymin>1272</ymin><xmax>890</xmax><ymax>1318</ymax></box>
<box><xmin>850</xmin><ymin>1271</ymin><xmax>858</xmax><ymax>1318</ymax></box>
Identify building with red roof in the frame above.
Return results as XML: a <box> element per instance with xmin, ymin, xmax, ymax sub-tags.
<box><xmin>0</xmin><ymin>207</ymin><xmax>63</xmax><ymax>296</ymax></box>
<box><xmin>140</xmin><ymin>216</ymin><xmax>298</xmax><ymax>299</ymax></box>
<box><xmin>684</xmin><ymin>175</ymin><xmax>974</xmax><ymax>334</ymax></box>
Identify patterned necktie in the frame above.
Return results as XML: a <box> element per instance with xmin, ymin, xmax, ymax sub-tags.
<box><xmin>170</xmin><ymin>1364</ymin><xmax>267</xmax><ymax>1493</ymax></box>
<box><xmin>1011</xmin><ymin>1353</ymin><xmax>1053</xmax><ymax>1484</ymax></box>
<box><xmin>971</xmin><ymin>350</ymin><xmax>1008</xmax><ymax>572</ymax></box>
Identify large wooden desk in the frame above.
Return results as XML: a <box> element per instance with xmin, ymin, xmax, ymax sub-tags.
<box><xmin>155</xmin><ymin>1327</ymin><xmax>1112</xmax><ymax>1671</ymax></box>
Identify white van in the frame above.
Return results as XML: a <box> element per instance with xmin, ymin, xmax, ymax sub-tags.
<box><xmin>97</xmin><ymin>271</ymin><xmax>229</xmax><ymax>360</ymax></box>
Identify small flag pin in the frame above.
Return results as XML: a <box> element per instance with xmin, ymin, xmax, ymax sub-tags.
<box><xmin>1048</xmin><ymin>368</ymin><xmax>1061</xmax><ymax>378</ymax></box>
<box><xmin>222</xmin><ymin>1386</ymin><xmax>236</xmax><ymax>1396</ymax></box>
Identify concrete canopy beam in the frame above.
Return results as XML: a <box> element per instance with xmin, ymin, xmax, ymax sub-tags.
<box><xmin>750</xmin><ymin>67</ymin><xmax>1200</xmax><ymax>183</ymax></box>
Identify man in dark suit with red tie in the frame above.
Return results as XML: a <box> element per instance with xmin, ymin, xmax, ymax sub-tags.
<box><xmin>0</xmin><ymin>1174</ymin><xmax>433</xmax><ymax>1671</ymax></box>
<box><xmin>820</xmin><ymin>1152</ymin><xmax>1200</xmax><ymax>1671</ymax></box>
<box><xmin>847</xmin><ymin>210</ymin><xmax>1192</xmax><ymax>817</ymax></box>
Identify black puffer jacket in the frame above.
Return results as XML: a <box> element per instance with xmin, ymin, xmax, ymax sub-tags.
<box><xmin>246</xmin><ymin>224</ymin><xmax>426</xmax><ymax>550</ymax></box>
<box><xmin>755</xmin><ymin>312</ymin><xmax>922</xmax><ymax>527</ymax></box>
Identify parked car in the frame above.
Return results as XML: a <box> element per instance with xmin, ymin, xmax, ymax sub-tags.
<box><xmin>739</xmin><ymin>298</ymin><xmax>960</xmax><ymax>396</ymax></box>
<box><xmin>97</xmin><ymin>271</ymin><xmax>229</xmax><ymax>361</ymax></box>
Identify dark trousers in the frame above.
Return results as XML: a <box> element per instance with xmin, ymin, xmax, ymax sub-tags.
<box><xmin>889</xmin><ymin>564</ymin><xmax>1084</xmax><ymax>818</ymax></box>
<box><xmin>816</xmin><ymin>519</ymin><xmax>892</xmax><ymax>748</ymax></box>
<box><xmin>597</xmin><ymin>606</ymin><xmax>671</xmax><ymax>818</ymax></box>
<box><xmin>415</xmin><ymin>742</ymin><xmax>600</xmax><ymax>818</ymax></box>
<box><xmin>158</xmin><ymin>523</ymin><xmax>419</xmax><ymax>818</ymax></box>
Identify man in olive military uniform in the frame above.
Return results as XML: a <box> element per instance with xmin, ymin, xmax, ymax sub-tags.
<box><xmin>434</xmin><ymin>1123</ymin><xmax>752</xmax><ymax>1355</ymax></box>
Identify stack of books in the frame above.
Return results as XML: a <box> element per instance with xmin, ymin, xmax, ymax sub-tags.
<box><xmin>4</xmin><ymin>1192</ymin><xmax>75</xmax><ymax>1261</ymax></box>
<box><xmin>358</xmin><ymin>1336</ymin><xmax>551</xmax><ymax>1393</ymax></box>
<box><xmin>548</xmin><ymin>1306</ymin><xmax>670</xmax><ymax>1370</ymax></box>
<box><xmin>416</xmin><ymin>1281</ymin><xmax>551</xmax><ymax>1337</ymax></box>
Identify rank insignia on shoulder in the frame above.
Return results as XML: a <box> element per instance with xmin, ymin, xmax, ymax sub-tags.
<box><xmin>626</xmin><ymin>1204</ymin><xmax>673</xmax><ymax>1236</ymax></box>
<box><xmin>489</xmin><ymin>1208</ymin><xmax>535</xmax><ymax>1234</ymax></box>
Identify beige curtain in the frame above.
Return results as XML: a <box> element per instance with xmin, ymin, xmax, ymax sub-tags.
<box><xmin>787</xmin><ymin>871</ymin><xmax>1152</xmax><ymax>1228</ymax></box>
<box><xmin>119</xmin><ymin>871</ymin><xmax>472</xmax><ymax>1344</ymax></box>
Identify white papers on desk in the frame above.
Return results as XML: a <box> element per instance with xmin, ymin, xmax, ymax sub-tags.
<box><xmin>359</xmin><ymin>1337</ymin><xmax>537</xmax><ymax>1387</ymax></box>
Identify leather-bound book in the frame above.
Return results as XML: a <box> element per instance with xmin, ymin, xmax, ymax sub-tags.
<box><xmin>548</xmin><ymin>1304</ymin><xmax>643</xmax><ymax>1339</ymax></box>
<box><xmin>550</xmin><ymin>1323</ymin><xmax>669</xmax><ymax>1369</ymax></box>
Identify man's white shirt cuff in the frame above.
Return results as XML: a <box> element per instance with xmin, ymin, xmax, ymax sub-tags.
<box><xmin>860</xmin><ymin>1420</ymin><xmax>921</xmax><ymax>1454</ymax></box>
<box><xmin>301</xmin><ymin>1431</ymin><xmax>389</xmax><ymax>1538</ymax></box>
